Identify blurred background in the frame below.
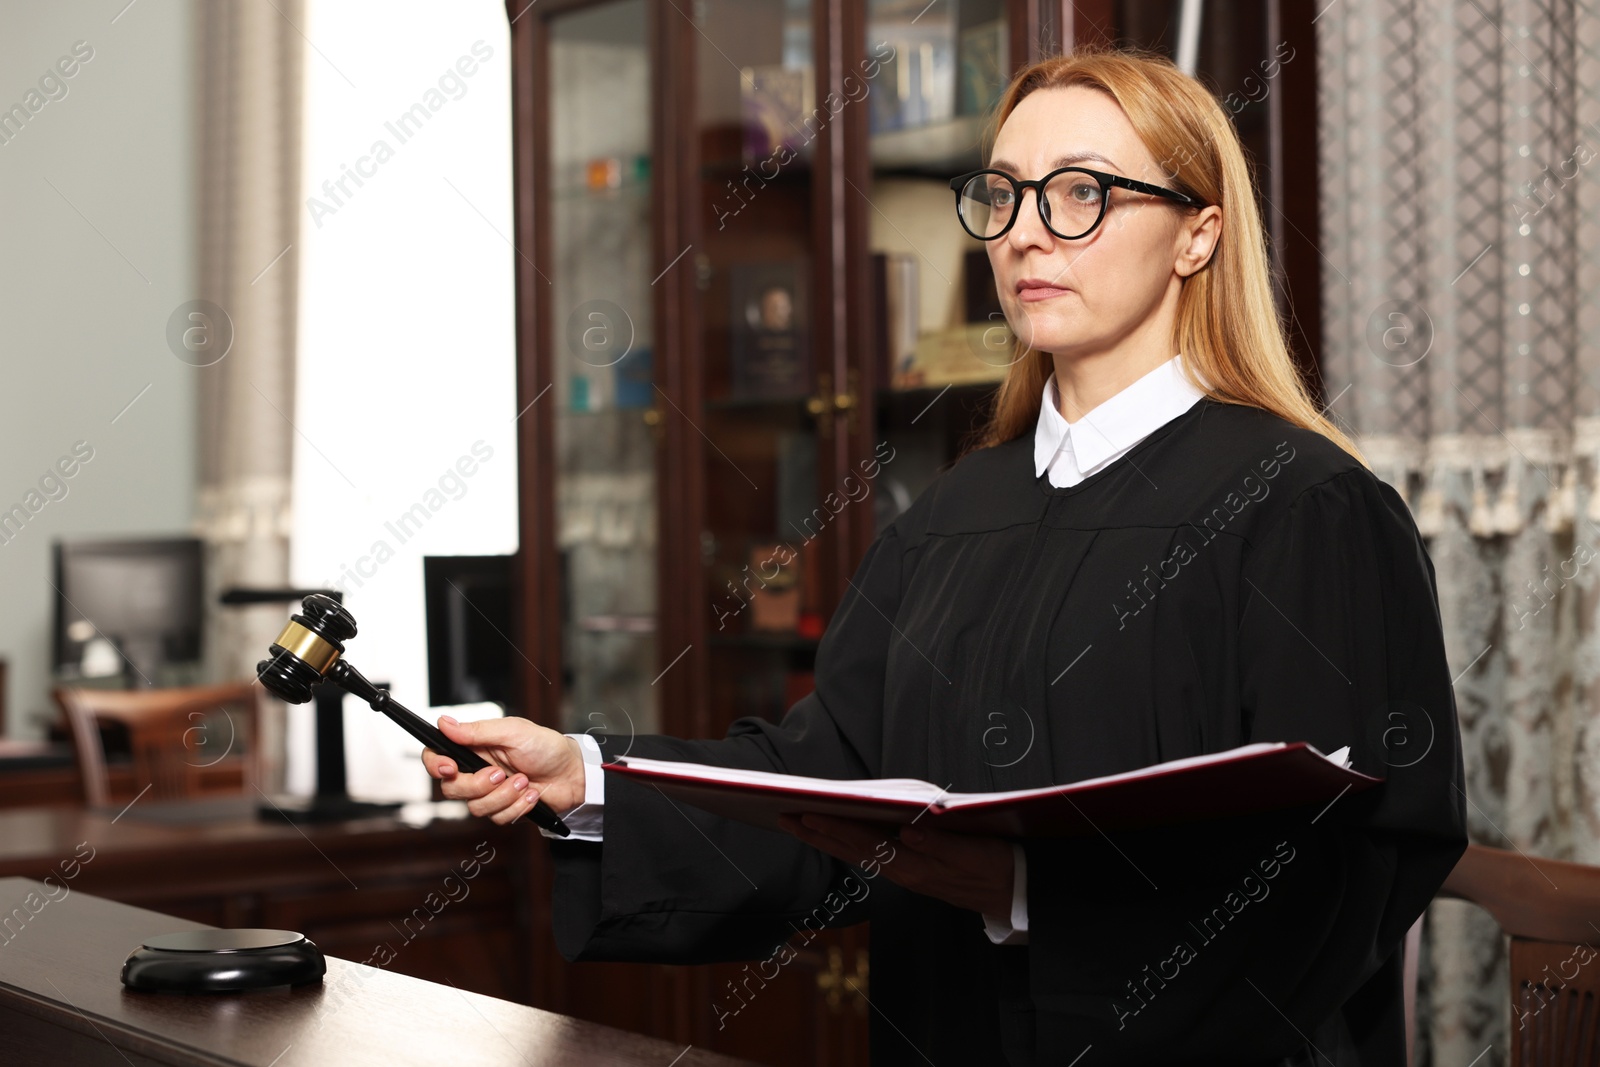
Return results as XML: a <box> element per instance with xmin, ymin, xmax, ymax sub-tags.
<box><xmin>1</xmin><ymin>1</ymin><xmax>1593</xmax><ymax>1064</ymax></box>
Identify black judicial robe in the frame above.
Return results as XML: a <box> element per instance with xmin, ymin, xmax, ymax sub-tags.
<box><xmin>549</xmin><ymin>397</ymin><xmax>1468</xmax><ymax>1066</ymax></box>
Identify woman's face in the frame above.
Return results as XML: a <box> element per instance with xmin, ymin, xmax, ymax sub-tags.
<box><xmin>983</xmin><ymin>85</ymin><xmax>1218</xmax><ymax>359</ymax></box>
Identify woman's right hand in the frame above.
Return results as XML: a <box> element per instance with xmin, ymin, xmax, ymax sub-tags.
<box><xmin>421</xmin><ymin>715</ymin><xmax>587</xmax><ymax>826</ymax></box>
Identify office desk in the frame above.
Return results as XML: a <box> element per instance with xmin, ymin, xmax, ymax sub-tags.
<box><xmin>0</xmin><ymin>741</ymin><xmax>81</xmax><ymax>807</ymax></box>
<box><xmin>0</xmin><ymin>799</ymin><xmax>536</xmax><ymax>1005</ymax></box>
<box><xmin>0</xmin><ymin>877</ymin><xmax>754</xmax><ymax>1066</ymax></box>
<box><xmin>0</xmin><ymin>741</ymin><xmax>246</xmax><ymax>809</ymax></box>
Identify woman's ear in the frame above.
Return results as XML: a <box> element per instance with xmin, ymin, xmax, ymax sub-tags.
<box><xmin>1176</xmin><ymin>205</ymin><xmax>1222</xmax><ymax>278</ymax></box>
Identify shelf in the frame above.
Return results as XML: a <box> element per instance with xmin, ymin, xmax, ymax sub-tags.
<box><xmin>701</xmin><ymin>158</ymin><xmax>814</xmax><ymax>183</ymax></box>
<box><xmin>561</xmin><ymin>404</ymin><xmax>657</xmax><ymax>417</ymax></box>
<box><xmin>704</xmin><ymin>392</ymin><xmax>812</xmax><ymax>412</ymax></box>
<box><xmin>709</xmin><ymin>631</ymin><xmax>821</xmax><ymax>651</ymax></box>
<box><xmin>876</xmin><ymin>379</ymin><xmax>1000</xmax><ymax>402</ymax></box>
<box><xmin>870</xmin><ymin>114</ymin><xmax>988</xmax><ymax>173</ymax></box>
<box><xmin>575</xmin><ymin>615</ymin><xmax>656</xmax><ymax>633</ymax></box>
<box><xmin>549</xmin><ymin>181</ymin><xmax>650</xmax><ymax>201</ymax></box>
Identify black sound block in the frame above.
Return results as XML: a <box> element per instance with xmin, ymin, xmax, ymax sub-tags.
<box><xmin>121</xmin><ymin>929</ymin><xmax>326</xmax><ymax>993</ymax></box>
<box><xmin>256</xmin><ymin>793</ymin><xmax>404</xmax><ymax>824</ymax></box>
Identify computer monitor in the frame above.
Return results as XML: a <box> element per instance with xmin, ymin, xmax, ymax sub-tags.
<box><xmin>423</xmin><ymin>554</ymin><xmax>516</xmax><ymax>709</ymax></box>
<box><xmin>53</xmin><ymin>536</ymin><xmax>204</xmax><ymax>686</ymax></box>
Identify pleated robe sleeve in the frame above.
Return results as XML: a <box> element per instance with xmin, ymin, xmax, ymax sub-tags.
<box><xmin>547</xmin><ymin>518</ymin><xmax>908</xmax><ymax>965</ymax></box>
<box><xmin>1023</xmin><ymin>468</ymin><xmax>1469</xmax><ymax>1064</ymax></box>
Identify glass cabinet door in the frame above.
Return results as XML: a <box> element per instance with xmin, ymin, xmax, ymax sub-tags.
<box><xmin>866</xmin><ymin>0</ymin><xmax>1012</xmax><ymax>521</ymax></box>
<box><xmin>694</xmin><ymin>0</ymin><xmax>827</xmax><ymax>733</ymax></box>
<box><xmin>548</xmin><ymin>0</ymin><xmax>660</xmax><ymax>736</ymax></box>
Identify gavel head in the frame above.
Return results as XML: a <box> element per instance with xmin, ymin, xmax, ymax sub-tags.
<box><xmin>255</xmin><ymin>593</ymin><xmax>358</xmax><ymax>704</ymax></box>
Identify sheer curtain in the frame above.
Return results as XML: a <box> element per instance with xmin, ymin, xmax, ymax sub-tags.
<box><xmin>1318</xmin><ymin>2</ymin><xmax>1600</xmax><ymax>1062</ymax></box>
<box><xmin>193</xmin><ymin>0</ymin><xmax>305</xmax><ymax>793</ymax></box>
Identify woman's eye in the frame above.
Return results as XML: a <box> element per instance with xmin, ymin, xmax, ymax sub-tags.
<box><xmin>1067</xmin><ymin>181</ymin><xmax>1101</xmax><ymax>203</ymax></box>
<box><xmin>990</xmin><ymin>187</ymin><xmax>1014</xmax><ymax>207</ymax></box>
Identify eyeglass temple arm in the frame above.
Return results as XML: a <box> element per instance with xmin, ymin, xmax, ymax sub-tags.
<box><xmin>1108</xmin><ymin>173</ymin><xmax>1202</xmax><ymax>205</ymax></box>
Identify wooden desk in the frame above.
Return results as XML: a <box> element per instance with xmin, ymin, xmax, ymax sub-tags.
<box><xmin>0</xmin><ymin>742</ymin><xmax>246</xmax><ymax>809</ymax></box>
<box><xmin>0</xmin><ymin>877</ymin><xmax>754</xmax><ymax>1066</ymax></box>
<box><xmin>0</xmin><ymin>801</ymin><xmax>830</xmax><ymax>1064</ymax></box>
<box><xmin>0</xmin><ymin>741</ymin><xmax>81</xmax><ymax>808</ymax></box>
<box><xmin>0</xmin><ymin>800</ymin><xmax>536</xmax><ymax>1005</ymax></box>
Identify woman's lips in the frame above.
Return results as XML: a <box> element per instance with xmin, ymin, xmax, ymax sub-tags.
<box><xmin>1017</xmin><ymin>284</ymin><xmax>1072</xmax><ymax>303</ymax></box>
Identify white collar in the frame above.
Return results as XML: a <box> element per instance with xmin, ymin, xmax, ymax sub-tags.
<box><xmin>1033</xmin><ymin>354</ymin><xmax>1207</xmax><ymax>478</ymax></box>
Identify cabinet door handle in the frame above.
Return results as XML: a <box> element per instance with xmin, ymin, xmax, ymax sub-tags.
<box><xmin>816</xmin><ymin>946</ymin><xmax>869</xmax><ymax>1014</ymax></box>
<box><xmin>806</xmin><ymin>373</ymin><xmax>835</xmax><ymax>437</ymax></box>
<box><xmin>816</xmin><ymin>944</ymin><xmax>845</xmax><ymax>1010</ymax></box>
<box><xmin>836</xmin><ymin>368</ymin><xmax>859</xmax><ymax>436</ymax></box>
<box><xmin>846</xmin><ymin>948</ymin><xmax>869</xmax><ymax>1014</ymax></box>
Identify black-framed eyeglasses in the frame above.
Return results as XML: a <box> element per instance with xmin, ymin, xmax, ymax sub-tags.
<box><xmin>948</xmin><ymin>166</ymin><xmax>1205</xmax><ymax>241</ymax></box>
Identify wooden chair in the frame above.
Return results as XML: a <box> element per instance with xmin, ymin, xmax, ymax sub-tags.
<box><xmin>53</xmin><ymin>681</ymin><xmax>263</xmax><ymax>807</ymax></box>
<box><xmin>1408</xmin><ymin>843</ymin><xmax>1600</xmax><ymax>1066</ymax></box>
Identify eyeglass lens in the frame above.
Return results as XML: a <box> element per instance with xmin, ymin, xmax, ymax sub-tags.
<box><xmin>958</xmin><ymin>171</ymin><xmax>1105</xmax><ymax>239</ymax></box>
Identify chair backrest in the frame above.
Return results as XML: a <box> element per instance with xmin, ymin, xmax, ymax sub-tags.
<box><xmin>53</xmin><ymin>681</ymin><xmax>263</xmax><ymax>807</ymax></box>
<box><xmin>1422</xmin><ymin>842</ymin><xmax>1600</xmax><ymax>1067</ymax></box>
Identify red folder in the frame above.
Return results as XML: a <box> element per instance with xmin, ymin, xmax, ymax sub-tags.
<box><xmin>604</xmin><ymin>742</ymin><xmax>1382</xmax><ymax>838</ymax></box>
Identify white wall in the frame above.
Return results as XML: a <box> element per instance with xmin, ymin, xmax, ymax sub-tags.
<box><xmin>291</xmin><ymin>0</ymin><xmax>519</xmax><ymax>800</ymax></box>
<box><xmin>0</xmin><ymin>2</ymin><xmax>197</xmax><ymax>738</ymax></box>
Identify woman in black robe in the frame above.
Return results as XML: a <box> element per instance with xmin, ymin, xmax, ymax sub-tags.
<box><xmin>424</xmin><ymin>47</ymin><xmax>1467</xmax><ymax>1066</ymax></box>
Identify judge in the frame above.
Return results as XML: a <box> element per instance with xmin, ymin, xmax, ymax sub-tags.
<box><xmin>423</xmin><ymin>47</ymin><xmax>1467</xmax><ymax>1066</ymax></box>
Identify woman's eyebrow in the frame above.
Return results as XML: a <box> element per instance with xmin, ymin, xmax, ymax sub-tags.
<box><xmin>988</xmin><ymin>152</ymin><xmax>1124</xmax><ymax>174</ymax></box>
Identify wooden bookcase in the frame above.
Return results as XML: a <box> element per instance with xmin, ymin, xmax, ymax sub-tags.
<box><xmin>505</xmin><ymin>1</ymin><xmax>1320</xmax><ymax>1062</ymax></box>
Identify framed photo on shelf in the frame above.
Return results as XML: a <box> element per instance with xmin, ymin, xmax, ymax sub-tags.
<box><xmin>730</xmin><ymin>260</ymin><xmax>810</xmax><ymax>399</ymax></box>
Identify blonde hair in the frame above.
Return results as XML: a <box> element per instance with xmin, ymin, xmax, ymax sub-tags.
<box><xmin>961</xmin><ymin>47</ymin><xmax>1365</xmax><ymax>467</ymax></box>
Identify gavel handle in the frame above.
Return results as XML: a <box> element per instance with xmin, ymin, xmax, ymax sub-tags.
<box><xmin>326</xmin><ymin>661</ymin><xmax>571</xmax><ymax>837</ymax></box>
<box><xmin>381</xmin><ymin>700</ymin><xmax>491</xmax><ymax>773</ymax></box>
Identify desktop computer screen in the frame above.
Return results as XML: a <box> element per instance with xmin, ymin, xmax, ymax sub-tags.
<box><xmin>423</xmin><ymin>554</ymin><xmax>516</xmax><ymax>710</ymax></box>
<box><xmin>52</xmin><ymin>536</ymin><xmax>204</xmax><ymax>685</ymax></box>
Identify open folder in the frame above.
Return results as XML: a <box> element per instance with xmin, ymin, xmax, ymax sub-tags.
<box><xmin>604</xmin><ymin>742</ymin><xmax>1378</xmax><ymax>838</ymax></box>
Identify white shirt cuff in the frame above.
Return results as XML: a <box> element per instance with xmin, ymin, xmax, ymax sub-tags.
<box><xmin>982</xmin><ymin>842</ymin><xmax>1029</xmax><ymax>945</ymax></box>
<box><xmin>539</xmin><ymin>732</ymin><xmax>605</xmax><ymax>841</ymax></box>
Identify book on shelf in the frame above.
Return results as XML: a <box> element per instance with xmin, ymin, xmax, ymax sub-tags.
<box><xmin>740</xmin><ymin>64</ymin><xmax>815</xmax><ymax>165</ymax></box>
<box><xmin>605</xmin><ymin>741</ymin><xmax>1374</xmax><ymax>838</ymax></box>
<box><xmin>747</xmin><ymin>541</ymin><xmax>800</xmax><ymax>633</ymax></box>
<box><xmin>871</xmin><ymin>251</ymin><xmax>920</xmax><ymax>389</ymax></box>
<box><xmin>867</xmin><ymin>8</ymin><xmax>956</xmax><ymax>134</ymax></box>
<box><xmin>783</xmin><ymin>670</ymin><xmax>816</xmax><ymax>711</ymax></box>
<box><xmin>613</xmin><ymin>345</ymin><xmax>653</xmax><ymax>409</ymax></box>
<box><xmin>957</xmin><ymin>20</ymin><xmax>1006</xmax><ymax>117</ymax></box>
<box><xmin>963</xmin><ymin>248</ymin><xmax>1003</xmax><ymax>323</ymax></box>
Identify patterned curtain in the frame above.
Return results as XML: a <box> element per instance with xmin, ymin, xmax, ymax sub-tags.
<box><xmin>192</xmin><ymin>2</ymin><xmax>305</xmax><ymax>792</ymax></box>
<box><xmin>1318</xmin><ymin>1</ymin><xmax>1600</xmax><ymax>1063</ymax></box>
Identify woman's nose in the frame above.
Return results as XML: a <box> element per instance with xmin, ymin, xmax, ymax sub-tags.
<box><xmin>1004</xmin><ymin>186</ymin><xmax>1054</xmax><ymax>252</ymax></box>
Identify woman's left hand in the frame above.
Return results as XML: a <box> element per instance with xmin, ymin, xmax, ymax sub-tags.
<box><xmin>779</xmin><ymin>813</ymin><xmax>1014</xmax><ymax>919</ymax></box>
